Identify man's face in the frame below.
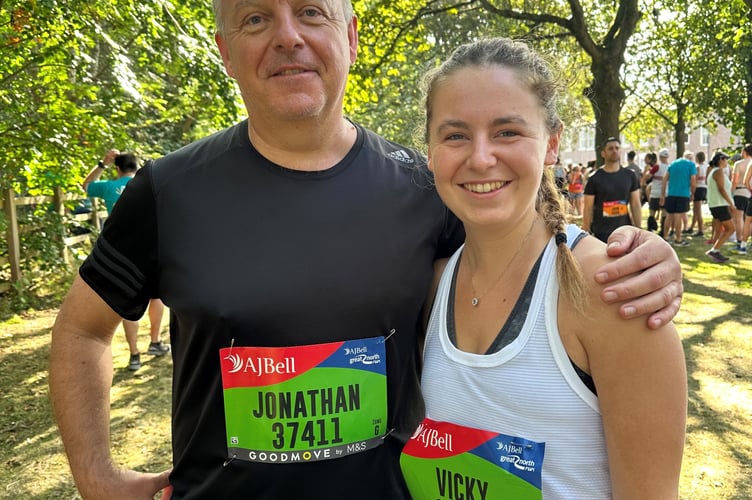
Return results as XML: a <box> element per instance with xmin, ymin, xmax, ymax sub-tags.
<box><xmin>601</xmin><ymin>141</ymin><xmax>621</xmax><ymax>163</ymax></box>
<box><xmin>215</xmin><ymin>0</ymin><xmax>357</xmax><ymax>123</ymax></box>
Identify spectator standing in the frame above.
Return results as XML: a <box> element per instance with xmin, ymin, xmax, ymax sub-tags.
<box><xmin>625</xmin><ymin>150</ymin><xmax>642</xmax><ymax>181</ymax></box>
<box><xmin>687</xmin><ymin>151</ymin><xmax>708</xmax><ymax>237</ymax></box>
<box><xmin>567</xmin><ymin>165</ymin><xmax>585</xmax><ymax>215</ymax></box>
<box><xmin>732</xmin><ymin>146</ymin><xmax>751</xmax><ymax>252</ymax></box>
<box><xmin>647</xmin><ymin>149</ymin><xmax>671</xmax><ymax>235</ymax></box>
<box><xmin>583</xmin><ymin>137</ymin><xmax>641</xmax><ymax>242</ymax></box>
<box><xmin>735</xmin><ymin>144</ymin><xmax>752</xmax><ymax>254</ymax></box>
<box><xmin>553</xmin><ymin>157</ymin><xmax>568</xmax><ymax>199</ymax></box>
<box><xmin>641</xmin><ymin>152</ymin><xmax>658</xmax><ymax>218</ymax></box>
<box><xmin>82</xmin><ymin>150</ymin><xmax>169</xmax><ymax>370</ymax></box>
<box><xmin>660</xmin><ymin>151</ymin><xmax>697</xmax><ymax>247</ymax></box>
<box><xmin>706</xmin><ymin>152</ymin><xmax>736</xmax><ymax>262</ymax></box>
<box><xmin>48</xmin><ymin>2</ymin><xmax>684</xmax><ymax>498</ymax></box>
<box><xmin>83</xmin><ymin>149</ymin><xmax>132</xmax><ymax>213</ymax></box>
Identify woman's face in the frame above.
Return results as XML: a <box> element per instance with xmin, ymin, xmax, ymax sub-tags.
<box><xmin>426</xmin><ymin>65</ymin><xmax>559</xmax><ymax>229</ymax></box>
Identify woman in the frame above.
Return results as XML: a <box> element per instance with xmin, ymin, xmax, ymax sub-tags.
<box><xmin>400</xmin><ymin>38</ymin><xmax>687</xmax><ymax>498</ymax></box>
<box><xmin>566</xmin><ymin>164</ymin><xmax>584</xmax><ymax>215</ymax></box>
<box><xmin>705</xmin><ymin>151</ymin><xmax>736</xmax><ymax>262</ymax></box>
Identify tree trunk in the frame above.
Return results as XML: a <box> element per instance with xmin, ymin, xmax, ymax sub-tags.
<box><xmin>675</xmin><ymin>104</ymin><xmax>686</xmax><ymax>158</ymax></box>
<box><xmin>586</xmin><ymin>57</ymin><xmax>625</xmax><ymax>166</ymax></box>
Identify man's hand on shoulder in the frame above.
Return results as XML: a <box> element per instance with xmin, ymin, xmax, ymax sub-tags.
<box><xmin>594</xmin><ymin>227</ymin><xmax>682</xmax><ymax>329</ymax></box>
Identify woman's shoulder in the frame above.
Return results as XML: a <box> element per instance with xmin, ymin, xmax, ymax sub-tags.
<box><xmin>565</xmin><ymin>235</ymin><xmax>621</xmax><ymax>319</ymax></box>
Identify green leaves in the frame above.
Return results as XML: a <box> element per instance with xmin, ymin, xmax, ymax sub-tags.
<box><xmin>0</xmin><ymin>0</ymin><xmax>239</xmax><ymax>193</ymax></box>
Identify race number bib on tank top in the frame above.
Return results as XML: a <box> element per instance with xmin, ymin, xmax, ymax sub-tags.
<box><xmin>219</xmin><ymin>337</ymin><xmax>387</xmax><ymax>463</ymax></box>
<box><xmin>400</xmin><ymin>418</ymin><xmax>544</xmax><ymax>499</ymax></box>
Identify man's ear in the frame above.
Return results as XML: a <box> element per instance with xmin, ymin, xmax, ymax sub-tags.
<box><xmin>215</xmin><ymin>32</ymin><xmax>235</xmax><ymax>79</ymax></box>
<box><xmin>348</xmin><ymin>16</ymin><xmax>359</xmax><ymax>65</ymax></box>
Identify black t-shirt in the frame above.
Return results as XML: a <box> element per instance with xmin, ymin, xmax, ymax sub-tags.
<box><xmin>584</xmin><ymin>167</ymin><xmax>639</xmax><ymax>239</ymax></box>
<box><xmin>80</xmin><ymin>120</ymin><xmax>464</xmax><ymax>499</ymax></box>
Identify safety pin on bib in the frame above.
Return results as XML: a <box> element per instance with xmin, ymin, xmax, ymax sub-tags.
<box><xmin>380</xmin><ymin>329</ymin><xmax>396</xmax><ymax>343</ymax></box>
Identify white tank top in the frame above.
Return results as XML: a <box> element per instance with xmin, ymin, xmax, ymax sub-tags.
<box><xmin>649</xmin><ymin>162</ymin><xmax>669</xmax><ymax>198</ymax></box>
<box><xmin>422</xmin><ymin>225</ymin><xmax>610</xmax><ymax>498</ymax></box>
<box><xmin>708</xmin><ymin>167</ymin><xmax>732</xmax><ymax>208</ymax></box>
<box><xmin>695</xmin><ymin>163</ymin><xmax>707</xmax><ymax>188</ymax></box>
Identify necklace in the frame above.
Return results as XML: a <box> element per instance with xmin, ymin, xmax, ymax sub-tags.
<box><xmin>469</xmin><ymin>216</ymin><xmax>538</xmax><ymax>307</ymax></box>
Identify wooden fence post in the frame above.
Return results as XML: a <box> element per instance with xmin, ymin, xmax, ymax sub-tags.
<box><xmin>91</xmin><ymin>198</ymin><xmax>102</xmax><ymax>229</ymax></box>
<box><xmin>3</xmin><ymin>188</ymin><xmax>22</xmax><ymax>283</ymax></box>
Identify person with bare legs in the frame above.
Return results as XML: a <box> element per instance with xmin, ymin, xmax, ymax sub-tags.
<box><xmin>688</xmin><ymin>151</ymin><xmax>707</xmax><ymax>237</ymax></box>
<box><xmin>706</xmin><ymin>152</ymin><xmax>736</xmax><ymax>262</ymax></box>
<box><xmin>732</xmin><ymin>144</ymin><xmax>752</xmax><ymax>254</ymax></box>
<box><xmin>124</xmin><ymin>299</ymin><xmax>169</xmax><ymax>371</ymax></box>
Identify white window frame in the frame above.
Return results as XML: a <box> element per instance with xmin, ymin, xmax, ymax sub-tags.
<box><xmin>578</xmin><ymin>128</ymin><xmax>595</xmax><ymax>150</ymax></box>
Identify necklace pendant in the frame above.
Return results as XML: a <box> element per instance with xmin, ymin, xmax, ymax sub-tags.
<box><xmin>471</xmin><ymin>297</ymin><xmax>479</xmax><ymax>307</ymax></box>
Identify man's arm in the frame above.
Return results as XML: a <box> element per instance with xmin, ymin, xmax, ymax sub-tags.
<box><xmin>595</xmin><ymin>228</ymin><xmax>683</xmax><ymax>329</ymax></box>
<box><xmin>82</xmin><ymin>149</ymin><xmax>118</xmax><ymax>192</ymax></box>
<box><xmin>49</xmin><ymin>276</ymin><xmax>170</xmax><ymax>499</ymax></box>
<box><xmin>660</xmin><ymin>170</ymin><xmax>670</xmax><ymax>203</ymax></box>
<box><xmin>582</xmin><ymin>194</ymin><xmax>594</xmax><ymax>233</ymax></box>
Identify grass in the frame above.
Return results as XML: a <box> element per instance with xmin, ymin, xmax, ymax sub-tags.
<box><xmin>1</xmin><ymin>229</ymin><xmax>751</xmax><ymax>498</ymax></box>
<box><xmin>0</xmin><ymin>312</ymin><xmax>173</xmax><ymax>499</ymax></box>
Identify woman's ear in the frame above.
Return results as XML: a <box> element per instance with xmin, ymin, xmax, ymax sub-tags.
<box><xmin>544</xmin><ymin>126</ymin><xmax>563</xmax><ymax>166</ymax></box>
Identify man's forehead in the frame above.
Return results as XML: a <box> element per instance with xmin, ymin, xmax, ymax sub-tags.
<box><xmin>227</xmin><ymin>0</ymin><xmax>341</xmax><ymax>12</ymax></box>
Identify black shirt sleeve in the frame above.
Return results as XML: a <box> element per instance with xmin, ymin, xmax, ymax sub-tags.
<box><xmin>79</xmin><ymin>165</ymin><xmax>159</xmax><ymax>320</ymax></box>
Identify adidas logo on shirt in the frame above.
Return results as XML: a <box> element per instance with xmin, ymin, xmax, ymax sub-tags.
<box><xmin>386</xmin><ymin>149</ymin><xmax>415</xmax><ymax>164</ymax></box>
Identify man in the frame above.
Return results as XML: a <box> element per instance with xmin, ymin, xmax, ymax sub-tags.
<box><xmin>583</xmin><ymin>137</ymin><xmax>641</xmax><ymax>242</ymax></box>
<box><xmin>661</xmin><ymin>151</ymin><xmax>697</xmax><ymax>247</ymax></box>
<box><xmin>82</xmin><ymin>149</ymin><xmax>169</xmax><ymax>371</ymax></box>
<box><xmin>49</xmin><ymin>1</ymin><xmax>684</xmax><ymax>498</ymax></box>
<box><xmin>625</xmin><ymin>150</ymin><xmax>642</xmax><ymax>183</ymax></box>
<box><xmin>82</xmin><ymin>149</ymin><xmax>136</xmax><ymax>214</ymax></box>
<box><xmin>687</xmin><ymin>151</ymin><xmax>708</xmax><ymax>237</ymax></box>
<box><xmin>736</xmin><ymin>143</ymin><xmax>752</xmax><ymax>254</ymax></box>
<box><xmin>732</xmin><ymin>146</ymin><xmax>751</xmax><ymax>253</ymax></box>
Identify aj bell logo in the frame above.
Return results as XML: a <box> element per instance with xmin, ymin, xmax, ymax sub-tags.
<box><xmin>224</xmin><ymin>353</ymin><xmax>296</xmax><ymax>376</ymax></box>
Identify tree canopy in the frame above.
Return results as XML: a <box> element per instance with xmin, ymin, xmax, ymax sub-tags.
<box><xmin>1</xmin><ymin>0</ymin><xmax>238</xmax><ymax>194</ymax></box>
<box><xmin>2</xmin><ymin>0</ymin><xmax>750</xmax><ymax>193</ymax></box>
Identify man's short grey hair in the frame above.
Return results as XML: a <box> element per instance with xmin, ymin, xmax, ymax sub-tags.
<box><xmin>212</xmin><ymin>0</ymin><xmax>354</xmax><ymax>35</ymax></box>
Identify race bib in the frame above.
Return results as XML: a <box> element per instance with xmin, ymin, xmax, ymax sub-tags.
<box><xmin>602</xmin><ymin>200</ymin><xmax>628</xmax><ymax>218</ymax></box>
<box><xmin>219</xmin><ymin>337</ymin><xmax>387</xmax><ymax>463</ymax></box>
<box><xmin>400</xmin><ymin>418</ymin><xmax>544</xmax><ymax>500</ymax></box>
